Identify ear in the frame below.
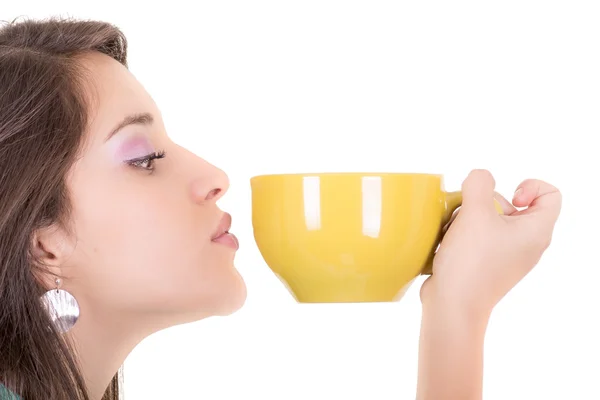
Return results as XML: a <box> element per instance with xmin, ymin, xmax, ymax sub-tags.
<box><xmin>31</xmin><ymin>224</ymin><xmax>75</xmax><ymax>289</ymax></box>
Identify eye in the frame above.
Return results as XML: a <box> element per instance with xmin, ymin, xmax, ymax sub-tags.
<box><xmin>126</xmin><ymin>150</ymin><xmax>166</xmax><ymax>172</ymax></box>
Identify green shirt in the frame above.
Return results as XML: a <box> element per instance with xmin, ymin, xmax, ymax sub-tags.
<box><xmin>0</xmin><ymin>384</ymin><xmax>20</xmax><ymax>400</ymax></box>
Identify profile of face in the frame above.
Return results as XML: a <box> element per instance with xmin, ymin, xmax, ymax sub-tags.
<box><xmin>37</xmin><ymin>51</ymin><xmax>247</xmax><ymax>332</ymax></box>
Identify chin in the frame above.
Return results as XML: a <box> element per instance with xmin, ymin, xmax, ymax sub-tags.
<box><xmin>174</xmin><ymin>289</ymin><xmax>247</xmax><ymax>326</ymax></box>
<box><xmin>193</xmin><ymin>267</ymin><xmax>247</xmax><ymax>318</ymax></box>
<box><xmin>215</xmin><ymin>274</ymin><xmax>247</xmax><ymax>316</ymax></box>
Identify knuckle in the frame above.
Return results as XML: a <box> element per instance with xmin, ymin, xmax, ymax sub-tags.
<box><xmin>553</xmin><ymin>187</ymin><xmax>563</xmax><ymax>202</ymax></box>
<box><xmin>535</xmin><ymin>232</ymin><xmax>553</xmax><ymax>251</ymax></box>
<box><xmin>467</xmin><ymin>169</ymin><xmax>495</xmax><ymax>185</ymax></box>
<box><xmin>524</xmin><ymin>224</ymin><xmax>552</xmax><ymax>251</ymax></box>
<box><xmin>541</xmin><ymin>236</ymin><xmax>552</xmax><ymax>251</ymax></box>
<box><xmin>469</xmin><ymin>168</ymin><xmax>492</xmax><ymax>178</ymax></box>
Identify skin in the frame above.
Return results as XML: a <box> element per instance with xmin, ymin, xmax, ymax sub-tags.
<box><xmin>33</xmin><ymin>51</ymin><xmax>247</xmax><ymax>400</ymax></box>
<box><xmin>30</xmin><ymin>52</ymin><xmax>561</xmax><ymax>399</ymax></box>
<box><xmin>416</xmin><ymin>170</ymin><xmax>562</xmax><ymax>400</ymax></box>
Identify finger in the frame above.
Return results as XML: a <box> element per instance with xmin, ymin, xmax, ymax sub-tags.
<box><xmin>461</xmin><ymin>169</ymin><xmax>497</xmax><ymax>214</ymax></box>
<box><xmin>493</xmin><ymin>191</ymin><xmax>518</xmax><ymax>215</ymax></box>
<box><xmin>441</xmin><ymin>207</ymin><xmax>460</xmax><ymax>234</ymax></box>
<box><xmin>512</xmin><ymin>179</ymin><xmax>562</xmax><ymax>221</ymax></box>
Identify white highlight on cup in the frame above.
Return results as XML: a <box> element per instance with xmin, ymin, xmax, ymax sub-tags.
<box><xmin>361</xmin><ymin>176</ymin><xmax>382</xmax><ymax>238</ymax></box>
<box><xmin>302</xmin><ymin>176</ymin><xmax>321</xmax><ymax>231</ymax></box>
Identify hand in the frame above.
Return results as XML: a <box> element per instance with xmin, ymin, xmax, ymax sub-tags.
<box><xmin>420</xmin><ymin>169</ymin><xmax>562</xmax><ymax>315</ymax></box>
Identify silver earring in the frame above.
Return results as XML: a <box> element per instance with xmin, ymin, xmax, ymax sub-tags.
<box><xmin>40</xmin><ymin>277</ymin><xmax>80</xmax><ymax>333</ymax></box>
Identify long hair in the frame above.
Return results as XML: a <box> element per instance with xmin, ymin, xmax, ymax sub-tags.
<box><xmin>0</xmin><ymin>16</ymin><xmax>129</xmax><ymax>400</ymax></box>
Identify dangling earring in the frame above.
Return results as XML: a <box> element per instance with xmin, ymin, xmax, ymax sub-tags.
<box><xmin>40</xmin><ymin>277</ymin><xmax>80</xmax><ymax>333</ymax></box>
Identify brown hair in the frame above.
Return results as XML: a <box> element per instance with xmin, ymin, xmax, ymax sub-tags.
<box><xmin>0</xmin><ymin>16</ymin><xmax>128</xmax><ymax>400</ymax></box>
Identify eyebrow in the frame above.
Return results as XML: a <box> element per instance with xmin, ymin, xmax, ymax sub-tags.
<box><xmin>105</xmin><ymin>112</ymin><xmax>154</xmax><ymax>142</ymax></box>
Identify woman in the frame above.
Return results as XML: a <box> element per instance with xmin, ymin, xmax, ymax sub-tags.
<box><xmin>0</xmin><ymin>17</ymin><xmax>561</xmax><ymax>400</ymax></box>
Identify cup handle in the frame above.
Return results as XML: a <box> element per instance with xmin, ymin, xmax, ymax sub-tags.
<box><xmin>420</xmin><ymin>191</ymin><xmax>503</xmax><ymax>276</ymax></box>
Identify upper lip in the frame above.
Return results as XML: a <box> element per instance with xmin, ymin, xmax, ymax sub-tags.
<box><xmin>211</xmin><ymin>212</ymin><xmax>232</xmax><ymax>240</ymax></box>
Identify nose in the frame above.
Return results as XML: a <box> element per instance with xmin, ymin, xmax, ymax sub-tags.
<box><xmin>191</xmin><ymin>161</ymin><xmax>230</xmax><ymax>204</ymax></box>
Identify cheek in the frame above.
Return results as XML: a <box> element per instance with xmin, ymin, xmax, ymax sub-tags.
<box><xmin>70</xmin><ymin>187</ymin><xmax>224</xmax><ymax>310</ymax></box>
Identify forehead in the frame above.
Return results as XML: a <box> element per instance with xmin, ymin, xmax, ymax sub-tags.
<box><xmin>77</xmin><ymin>51</ymin><xmax>158</xmax><ymax>145</ymax></box>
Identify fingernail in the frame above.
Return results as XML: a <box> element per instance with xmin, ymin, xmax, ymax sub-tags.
<box><xmin>514</xmin><ymin>187</ymin><xmax>523</xmax><ymax>198</ymax></box>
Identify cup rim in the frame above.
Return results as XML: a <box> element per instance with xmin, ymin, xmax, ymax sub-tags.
<box><xmin>250</xmin><ymin>172</ymin><xmax>443</xmax><ymax>180</ymax></box>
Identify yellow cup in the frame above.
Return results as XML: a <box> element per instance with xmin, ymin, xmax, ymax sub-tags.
<box><xmin>250</xmin><ymin>173</ymin><xmax>501</xmax><ymax>303</ymax></box>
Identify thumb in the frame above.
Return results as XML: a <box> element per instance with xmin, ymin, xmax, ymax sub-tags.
<box><xmin>461</xmin><ymin>169</ymin><xmax>497</xmax><ymax>214</ymax></box>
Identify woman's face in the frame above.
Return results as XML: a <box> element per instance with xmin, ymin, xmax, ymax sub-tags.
<box><xmin>43</xmin><ymin>51</ymin><xmax>246</xmax><ymax>328</ymax></box>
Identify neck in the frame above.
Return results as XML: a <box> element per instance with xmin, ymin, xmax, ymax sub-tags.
<box><xmin>68</xmin><ymin>309</ymin><xmax>145</xmax><ymax>400</ymax></box>
<box><xmin>67</xmin><ymin>305</ymin><xmax>210</xmax><ymax>400</ymax></box>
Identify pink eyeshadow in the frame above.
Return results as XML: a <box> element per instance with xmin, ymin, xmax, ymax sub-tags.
<box><xmin>114</xmin><ymin>136</ymin><xmax>155</xmax><ymax>161</ymax></box>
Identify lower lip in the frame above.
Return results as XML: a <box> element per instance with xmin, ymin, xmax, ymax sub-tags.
<box><xmin>212</xmin><ymin>232</ymin><xmax>239</xmax><ymax>250</ymax></box>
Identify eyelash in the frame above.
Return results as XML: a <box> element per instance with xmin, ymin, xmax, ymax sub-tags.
<box><xmin>126</xmin><ymin>150</ymin><xmax>166</xmax><ymax>172</ymax></box>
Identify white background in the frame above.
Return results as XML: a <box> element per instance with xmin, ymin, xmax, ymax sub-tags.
<box><xmin>4</xmin><ymin>2</ymin><xmax>599</xmax><ymax>399</ymax></box>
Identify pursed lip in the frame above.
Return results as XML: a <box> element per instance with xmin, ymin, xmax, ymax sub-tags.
<box><xmin>211</xmin><ymin>212</ymin><xmax>232</xmax><ymax>240</ymax></box>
